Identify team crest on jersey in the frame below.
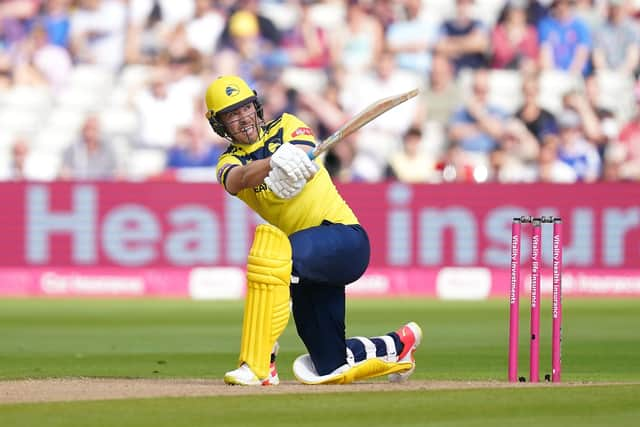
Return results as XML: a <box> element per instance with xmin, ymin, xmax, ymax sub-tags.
<box><xmin>225</xmin><ymin>85</ymin><xmax>240</xmax><ymax>97</ymax></box>
<box><xmin>254</xmin><ymin>183</ymin><xmax>268</xmax><ymax>193</ymax></box>
<box><xmin>291</xmin><ymin>127</ymin><xmax>313</xmax><ymax>138</ymax></box>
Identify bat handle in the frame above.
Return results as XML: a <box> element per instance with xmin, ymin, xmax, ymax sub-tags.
<box><xmin>307</xmin><ymin>149</ymin><xmax>317</xmax><ymax>161</ymax></box>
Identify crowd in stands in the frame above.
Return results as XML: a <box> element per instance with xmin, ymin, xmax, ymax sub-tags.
<box><xmin>1</xmin><ymin>0</ymin><xmax>640</xmax><ymax>183</ymax></box>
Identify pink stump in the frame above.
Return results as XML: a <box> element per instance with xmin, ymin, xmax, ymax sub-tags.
<box><xmin>508</xmin><ymin>218</ymin><xmax>522</xmax><ymax>382</ymax></box>
<box><xmin>529</xmin><ymin>218</ymin><xmax>541</xmax><ymax>382</ymax></box>
<box><xmin>552</xmin><ymin>218</ymin><xmax>563</xmax><ymax>382</ymax></box>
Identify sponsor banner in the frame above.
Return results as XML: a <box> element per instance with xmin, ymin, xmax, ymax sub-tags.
<box><xmin>348</xmin><ymin>268</ymin><xmax>640</xmax><ymax>299</ymax></box>
<box><xmin>0</xmin><ymin>267</ymin><xmax>239</xmax><ymax>299</ymax></box>
<box><xmin>0</xmin><ymin>182</ymin><xmax>640</xmax><ymax>269</ymax></box>
<box><xmin>188</xmin><ymin>267</ymin><xmax>244</xmax><ymax>300</ymax></box>
<box><xmin>2</xmin><ymin>182</ymin><xmax>640</xmax><ymax>270</ymax></box>
<box><xmin>1</xmin><ymin>267</ymin><xmax>637</xmax><ymax>298</ymax></box>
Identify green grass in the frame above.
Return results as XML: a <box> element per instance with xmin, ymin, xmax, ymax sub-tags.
<box><xmin>0</xmin><ymin>298</ymin><xmax>639</xmax><ymax>426</ymax></box>
<box><xmin>1</xmin><ymin>386</ymin><xmax>639</xmax><ymax>427</ymax></box>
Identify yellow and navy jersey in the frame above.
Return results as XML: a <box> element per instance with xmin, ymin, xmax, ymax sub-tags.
<box><xmin>216</xmin><ymin>113</ymin><xmax>358</xmax><ymax>235</ymax></box>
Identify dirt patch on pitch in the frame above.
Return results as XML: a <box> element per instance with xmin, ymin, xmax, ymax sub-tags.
<box><xmin>1</xmin><ymin>378</ymin><xmax>634</xmax><ymax>405</ymax></box>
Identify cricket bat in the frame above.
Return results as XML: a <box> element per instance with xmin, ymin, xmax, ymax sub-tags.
<box><xmin>308</xmin><ymin>88</ymin><xmax>420</xmax><ymax>160</ymax></box>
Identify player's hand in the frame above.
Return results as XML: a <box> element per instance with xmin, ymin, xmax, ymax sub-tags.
<box><xmin>270</xmin><ymin>143</ymin><xmax>319</xmax><ymax>181</ymax></box>
<box><xmin>265</xmin><ymin>166</ymin><xmax>306</xmax><ymax>199</ymax></box>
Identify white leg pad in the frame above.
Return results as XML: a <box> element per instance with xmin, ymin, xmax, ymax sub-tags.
<box><xmin>293</xmin><ymin>354</ymin><xmax>351</xmax><ymax>385</ymax></box>
<box><xmin>293</xmin><ymin>353</ymin><xmax>413</xmax><ymax>385</ymax></box>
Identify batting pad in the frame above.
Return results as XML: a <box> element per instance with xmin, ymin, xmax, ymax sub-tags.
<box><xmin>238</xmin><ymin>224</ymin><xmax>292</xmax><ymax>380</ymax></box>
<box><xmin>293</xmin><ymin>354</ymin><xmax>413</xmax><ymax>385</ymax></box>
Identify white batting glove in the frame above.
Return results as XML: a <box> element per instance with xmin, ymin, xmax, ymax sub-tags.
<box><xmin>265</xmin><ymin>166</ymin><xmax>306</xmax><ymax>199</ymax></box>
<box><xmin>270</xmin><ymin>143</ymin><xmax>319</xmax><ymax>181</ymax></box>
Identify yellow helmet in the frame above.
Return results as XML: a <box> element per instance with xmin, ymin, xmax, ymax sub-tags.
<box><xmin>205</xmin><ymin>75</ymin><xmax>256</xmax><ymax>116</ymax></box>
<box><xmin>204</xmin><ymin>75</ymin><xmax>262</xmax><ymax>139</ymax></box>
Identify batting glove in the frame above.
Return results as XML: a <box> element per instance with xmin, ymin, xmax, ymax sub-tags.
<box><xmin>270</xmin><ymin>143</ymin><xmax>319</xmax><ymax>181</ymax></box>
<box><xmin>265</xmin><ymin>166</ymin><xmax>306</xmax><ymax>199</ymax></box>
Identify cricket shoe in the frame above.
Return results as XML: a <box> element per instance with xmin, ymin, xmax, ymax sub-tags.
<box><xmin>224</xmin><ymin>343</ymin><xmax>280</xmax><ymax>386</ymax></box>
<box><xmin>388</xmin><ymin>322</ymin><xmax>423</xmax><ymax>383</ymax></box>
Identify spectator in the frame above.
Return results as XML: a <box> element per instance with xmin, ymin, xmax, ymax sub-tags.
<box><xmin>435</xmin><ymin>0</ymin><xmax>490</xmax><ymax>74</ymax></box>
<box><xmin>339</xmin><ymin>49</ymin><xmax>421</xmax><ymax>177</ymax></box>
<box><xmin>25</xmin><ymin>24</ymin><xmax>72</xmax><ymax>91</ymax></box>
<box><xmin>184</xmin><ymin>0</ymin><xmax>225</xmax><ymax>56</ymax></box>
<box><xmin>491</xmin><ymin>119</ymin><xmax>540</xmax><ymax>182</ymax></box>
<box><xmin>131</xmin><ymin>69</ymin><xmax>193</xmax><ymax>149</ymax></box>
<box><xmin>592</xmin><ymin>0</ymin><xmax>640</xmax><ymax>75</ymax></box>
<box><xmin>419</xmin><ymin>52</ymin><xmax>462</xmax><ymax>125</ymax></box>
<box><xmin>555</xmin><ymin>109</ymin><xmax>601</xmax><ymax>182</ymax></box>
<box><xmin>368</xmin><ymin>0</ymin><xmax>396</xmax><ymax>31</ymax></box>
<box><xmin>497</xmin><ymin>0</ymin><xmax>549</xmax><ymax>27</ymax></box>
<box><xmin>386</xmin><ymin>0</ymin><xmax>439</xmax><ymax>75</ymax></box>
<box><xmin>40</xmin><ymin>0</ymin><xmax>71</xmax><ymax>48</ymax></box>
<box><xmin>340</xmin><ymin>48</ymin><xmax>421</xmax><ymax>135</ymax></box>
<box><xmin>561</xmin><ymin>85</ymin><xmax>606</xmax><ymax>147</ymax></box>
<box><xmin>214</xmin><ymin>9</ymin><xmax>286</xmax><ymax>85</ymax></box>
<box><xmin>128</xmin><ymin>0</ymin><xmax>195</xmax><ymax>32</ymax></box>
<box><xmin>161</xmin><ymin>30</ymin><xmax>204</xmax><ymax>113</ymax></box>
<box><xmin>573</xmin><ymin>0</ymin><xmax>605</xmax><ymax>31</ymax></box>
<box><xmin>5</xmin><ymin>24</ymin><xmax>48</xmax><ymax>86</ymax></box>
<box><xmin>1</xmin><ymin>137</ymin><xmax>30</xmax><ymax>180</ymax></box>
<box><xmin>69</xmin><ymin>0</ymin><xmax>128</xmax><ymax>71</ymax></box>
<box><xmin>491</xmin><ymin>0</ymin><xmax>539</xmax><ymax>70</ymax></box>
<box><xmin>219</xmin><ymin>0</ymin><xmax>281</xmax><ymax>49</ymax></box>
<box><xmin>447</xmin><ymin>68</ymin><xmax>508</xmax><ymax>155</ymax></box>
<box><xmin>387</xmin><ymin>127</ymin><xmax>437</xmax><ymax>183</ymax></box>
<box><xmin>297</xmin><ymin>80</ymin><xmax>348</xmax><ymax>141</ymax></box>
<box><xmin>166</xmin><ymin>126</ymin><xmax>222</xmax><ymax>169</ymax></box>
<box><xmin>538</xmin><ymin>0</ymin><xmax>592</xmax><ymax>76</ymax></box>
<box><xmin>280</xmin><ymin>0</ymin><xmax>331</xmax><ymax>69</ymax></box>
<box><xmin>161</xmin><ymin>22</ymin><xmax>194</xmax><ymax>62</ymax></box>
<box><xmin>59</xmin><ymin>115</ymin><xmax>119</xmax><ymax>180</ymax></box>
<box><xmin>0</xmin><ymin>0</ymin><xmax>41</xmax><ymax>48</ymax></box>
<box><xmin>125</xmin><ymin>0</ymin><xmax>188</xmax><ymax>64</ymax></box>
<box><xmin>330</xmin><ymin>0</ymin><xmax>384</xmax><ymax>75</ymax></box>
<box><xmin>584</xmin><ymin>74</ymin><xmax>615</xmax><ymax>121</ymax></box>
<box><xmin>413</xmin><ymin>52</ymin><xmax>462</xmax><ymax>155</ymax></box>
<box><xmin>538</xmin><ymin>137</ymin><xmax>578</xmax><ymax>182</ymax></box>
<box><xmin>516</xmin><ymin>75</ymin><xmax>559</xmax><ymax>144</ymax></box>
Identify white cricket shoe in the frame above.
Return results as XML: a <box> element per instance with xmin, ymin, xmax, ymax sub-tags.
<box><xmin>224</xmin><ymin>343</ymin><xmax>280</xmax><ymax>386</ymax></box>
<box><xmin>389</xmin><ymin>321</ymin><xmax>423</xmax><ymax>383</ymax></box>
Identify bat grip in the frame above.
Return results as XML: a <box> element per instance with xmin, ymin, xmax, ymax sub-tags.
<box><xmin>307</xmin><ymin>149</ymin><xmax>317</xmax><ymax>161</ymax></box>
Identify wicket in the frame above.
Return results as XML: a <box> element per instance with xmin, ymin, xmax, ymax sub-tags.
<box><xmin>508</xmin><ymin>216</ymin><xmax>563</xmax><ymax>383</ymax></box>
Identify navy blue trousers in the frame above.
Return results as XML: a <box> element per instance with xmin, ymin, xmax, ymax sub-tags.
<box><xmin>289</xmin><ymin>221</ymin><xmax>370</xmax><ymax>376</ymax></box>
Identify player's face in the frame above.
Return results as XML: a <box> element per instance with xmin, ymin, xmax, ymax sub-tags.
<box><xmin>219</xmin><ymin>103</ymin><xmax>259</xmax><ymax>144</ymax></box>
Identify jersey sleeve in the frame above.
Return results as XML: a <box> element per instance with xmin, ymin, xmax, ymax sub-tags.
<box><xmin>216</xmin><ymin>149</ymin><xmax>242</xmax><ymax>191</ymax></box>
<box><xmin>282</xmin><ymin>113</ymin><xmax>317</xmax><ymax>149</ymax></box>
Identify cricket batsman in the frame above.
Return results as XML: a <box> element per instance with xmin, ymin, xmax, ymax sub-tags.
<box><xmin>206</xmin><ymin>75</ymin><xmax>423</xmax><ymax>385</ymax></box>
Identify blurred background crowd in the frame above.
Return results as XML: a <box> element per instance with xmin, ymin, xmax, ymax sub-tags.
<box><xmin>1</xmin><ymin>0</ymin><xmax>640</xmax><ymax>183</ymax></box>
